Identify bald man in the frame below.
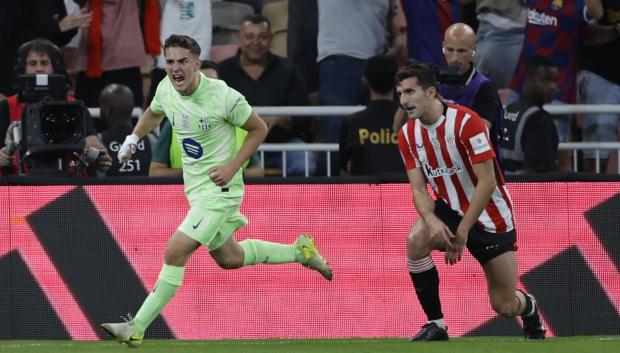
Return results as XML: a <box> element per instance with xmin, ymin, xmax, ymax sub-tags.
<box><xmin>439</xmin><ymin>22</ymin><xmax>504</xmax><ymax>165</ymax></box>
<box><xmin>98</xmin><ymin>84</ymin><xmax>156</xmax><ymax>176</ymax></box>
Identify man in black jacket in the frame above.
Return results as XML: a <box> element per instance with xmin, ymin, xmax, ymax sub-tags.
<box><xmin>501</xmin><ymin>55</ymin><xmax>560</xmax><ymax>174</ymax></box>
<box><xmin>339</xmin><ymin>54</ymin><xmax>402</xmax><ymax>176</ymax></box>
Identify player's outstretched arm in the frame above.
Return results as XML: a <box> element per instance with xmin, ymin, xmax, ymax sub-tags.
<box><xmin>118</xmin><ymin>108</ymin><xmax>165</xmax><ymax>163</ymax></box>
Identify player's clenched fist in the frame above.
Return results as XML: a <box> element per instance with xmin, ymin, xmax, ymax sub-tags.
<box><xmin>118</xmin><ymin>134</ymin><xmax>139</xmax><ymax>163</ymax></box>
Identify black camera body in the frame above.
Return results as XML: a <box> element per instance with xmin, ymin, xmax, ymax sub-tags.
<box><xmin>20</xmin><ymin>101</ymin><xmax>87</xmax><ymax>160</ymax></box>
<box><xmin>436</xmin><ymin>64</ymin><xmax>463</xmax><ymax>86</ymax></box>
<box><xmin>14</xmin><ymin>74</ymin><xmax>88</xmax><ymax>175</ymax></box>
<box><xmin>17</xmin><ymin>74</ymin><xmax>67</xmax><ymax>103</ymax></box>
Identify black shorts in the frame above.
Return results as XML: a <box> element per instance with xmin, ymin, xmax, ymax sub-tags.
<box><xmin>434</xmin><ymin>199</ymin><xmax>516</xmax><ymax>264</ymax></box>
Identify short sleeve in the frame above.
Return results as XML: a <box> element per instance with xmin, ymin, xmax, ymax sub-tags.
<box><xmin>459</xmin><ymin>115</ymin><xmax>496</xmax><ymax>164</ymax></box>
<box><xmin>224</xmin><ymin>87</ymin><xmax>252</xmax><ymax>127</ymax></box>
<box><xmin>397</xmin><ymin>125</ymin><xmax>419</xmax><ymax>170</ymax></box>
<box><xmin>151</xmin><ymin>121</ymin><xmax>172</xmax><ymax>165</ymax></box>
<box><xmin>150</xmin><ymin>80</ymin><xmax>166</xmax><ymax>115</ymax></box>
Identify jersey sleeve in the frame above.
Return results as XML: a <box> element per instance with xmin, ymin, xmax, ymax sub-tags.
<box><xmin>149</xmin><ymin>79</ymin><xmax>167</xmax><ymax>115</ymax></box>
<box><xmin>459</xmin><ymin>114</ymin><xmax>496</xmax><ymax>164</ymax></box>
<box><xmin>151</xmin><ymin>121</ymin><xmax>172</xmax><ymax>165</ymax></box>
<box><xmin>224</xmin><ymin>87</ymin><xmax>252</xmax><ymax>127</ymax></box>
<box><xmin>397</xmin><ymin>125</ymin><xmax>419</xmax><ymax>170</ymax></box>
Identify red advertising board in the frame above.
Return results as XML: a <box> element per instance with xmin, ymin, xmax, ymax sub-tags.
<box><xmin>1</xmin><ymin>183</ymin><xmax>618</xmax><ymax>339</ymax></box>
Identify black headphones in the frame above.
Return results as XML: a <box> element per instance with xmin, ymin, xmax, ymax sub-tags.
<box><xmin>14</xmin><ymin>38</ymin><xmax>66</xmax><ymax>76</ymax></box>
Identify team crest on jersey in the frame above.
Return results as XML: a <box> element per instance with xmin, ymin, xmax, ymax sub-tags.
<box><xmin>446</xmin><ymin>136</ymin><xmax>456</xmax><ymax>145</ymax></box>
<box><xmin>551</xmin><ymin>0</ymin><xmax>563</xmax><ymax>10</ymax></box>
<box><xmin>182</xmin><ymin>138</ymin><xmax>203</xmax><ymax>159</ymax></box>
<box><xmin>198</xmin><ymin>117</ymin><xmax>210</xmax><ymax>131</ymax></box>
<box><xmin>181</xmin><ymin>114</ymin><xmax>191</xmax><ymax>130</ymax></box>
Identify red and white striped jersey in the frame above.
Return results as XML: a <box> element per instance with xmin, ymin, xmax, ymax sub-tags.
<box><xmin>398</xmin><ymin>103</ymin><xmax>514</xmax><ymax>233</ymax></box>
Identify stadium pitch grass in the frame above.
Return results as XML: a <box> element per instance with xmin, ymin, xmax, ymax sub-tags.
<box><xmin>1</xmin><ymin>337</ymin><xmax>619</xmax><ymax>353</ymax></box>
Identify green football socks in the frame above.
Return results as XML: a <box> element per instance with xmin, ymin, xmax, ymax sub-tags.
<box><xmin>132</xmin><ymin>264</ymin><xmax>185</xmax><ymax>334</ymax></box>
<box><xmin>239</xmin><ymin>239</ymin><xmax>298</xmax><ymax>266</ymax></box>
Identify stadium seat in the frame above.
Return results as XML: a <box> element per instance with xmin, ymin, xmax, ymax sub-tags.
<box><xmin>212</xmin><ymin>1</ymin><xmax>254</xmax><ymax>45</ymax></box>
<box><xmin>262</xmin><ymin>0</ymin><xmax>288</xmax><ymax>57</ymax></box>
<box><xmin>210</xmin><ymin>44</ymin><xmax>239</xmax><ymax>63</ymax></box>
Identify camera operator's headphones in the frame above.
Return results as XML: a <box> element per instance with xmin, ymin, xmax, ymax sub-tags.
<box><xmin>15</xmin><ymin>39</ymin><xmax>67</xmax><ymax>76</ymax></box>
<box><xmin>442</xmin><ymin>47</ymin><xmax>476</xmax><ymax>57</ymax></box>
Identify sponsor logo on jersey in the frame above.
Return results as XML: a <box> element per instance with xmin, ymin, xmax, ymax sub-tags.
<box><xmin>182</xmin><ymin>138</ymin><xmax>203</xmax><ymax>159</ymax></box>
<box><xmin>529</xmin><ymin>8</ymin><xmax>558</xmax><ymax>27</ymax></box>
<box><xmin>469</xmin><ymin>132</ymin><xmax>491</xmax><ymax>155</ymax></box>
<box><xmin>423</xmin><ymin>163</ymin><xmax>464</xmax><ymax>178</ymax></box>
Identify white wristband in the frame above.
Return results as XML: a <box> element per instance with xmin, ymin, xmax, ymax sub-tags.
<box><xmin>125</xmin><ymin>133</ymin><xmax>140</xmax><ymax>145</ymax></box>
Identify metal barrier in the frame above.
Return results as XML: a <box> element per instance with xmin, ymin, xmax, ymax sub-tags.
<box><xmin>87</xmin><ymin>104</ymin><xmax>620</xmax><ymax>119</ymax></box>
<box><xmin>254</xmin><ymin>105</ymin><xmax>620</xmax><ymax>176</ymax></box>
<box><xmin>88</xmin><ymin>105</ymin><xmax>620</xmax><ymax>175</ymax></box>
<box><xmin>259</xmin><ymin>142</ymin><xmax>620</xmax><ymax>176</ymax></box>
<box><xmin>560</xmin><ymin>142</ymin><xmax>620</xmax><ymax>173</ymax></box>
<box><xmin>258</xmin><ymin>143</ymin><xmax>338</xmax><ymax>177</ymax></box>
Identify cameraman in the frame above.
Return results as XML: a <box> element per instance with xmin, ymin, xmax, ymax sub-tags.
<box><xmin>0</xmin><ymin>38</ymin><xmax>112</xmax><ymax>175</ymax></box>
<box><xmin>438</xmin><ymin>23</ymin><xmax>504</xmax><ymax>162</ymax></box>
<box><xmin>393</xmin><ymin>23</ymin><xmax>504</xmax><ymax>164</ymax></box>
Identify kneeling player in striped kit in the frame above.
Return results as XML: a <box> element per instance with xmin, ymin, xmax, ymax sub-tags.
<box><xmin>396</xmin><ymin>63</ymin><xmax>545</xmax><ymax>341</ymax></box>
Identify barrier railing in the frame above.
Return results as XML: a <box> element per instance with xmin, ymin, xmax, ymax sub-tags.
<box><xmin>259</xmin><ymin>142</ymin><xmax>620</xmax><ymax>176</ymax></box>
<box><xmin>87</xmin><ymin>104</ymin><xmax>620</xmax><ymax>119</ymax></box>
<box><xmin>88</xmin><ymin>105</ymin><xmax>620</xmax><ymax>175</ymax></box>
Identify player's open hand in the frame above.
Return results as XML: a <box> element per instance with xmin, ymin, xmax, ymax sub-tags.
<box><xmin>208</xmin><ymin>164</ymin><xmax>236</xmax><ymax>187</ymax></box>
<box><xmin>445</xmin><ymin>228</ymin><xmax>467</xmax><ymax>265</ymax></box>
<box><xmin>427</xmin><ymin>217</ymin><xmax>455</xmax><ymax>250</ymax></box>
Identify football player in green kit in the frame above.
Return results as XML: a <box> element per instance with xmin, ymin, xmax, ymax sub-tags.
<box><xmin>101</xmin><ymin>35</ymin><xmax>332</xmax><ymax>347</ymax></box>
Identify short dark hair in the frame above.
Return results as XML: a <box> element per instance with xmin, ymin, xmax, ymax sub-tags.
<box><xmin>163</xmin><ymin>34</ymin><xmax>201</xmax><ymax>57</ymax></box>
<box><xmin>200</xmin><ymin>60</ymin><xmax>220</xmax><ymax>76</ymax></box>
<box><xmin>395</xmin><ymin>63</ymin><xmax>438</xmax><ymax>91</ymax></box>
<box><xmin>15</xmin><ymin>38</ymin><xmax>65</xmax><ymax>75</ymax></box>
<box><xmin>364</xmin><ymin>54</ymin><xmax>398</xmax><ymax>94</ymax></box>
<box><xmin>524</xmin><ymin>54</ymin><xmax>557</xmax><ymax>77</ymax></box>
<box><xmin>241</xmin><ymin>13</ymin><xmax>271</xmax><ymax>30</ymax></box>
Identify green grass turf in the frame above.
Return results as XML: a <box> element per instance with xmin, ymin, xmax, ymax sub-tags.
<box><xmin>1</xmin><ymin>337</ymin><xmax>619</xmax><ymax>353</ymax></box>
